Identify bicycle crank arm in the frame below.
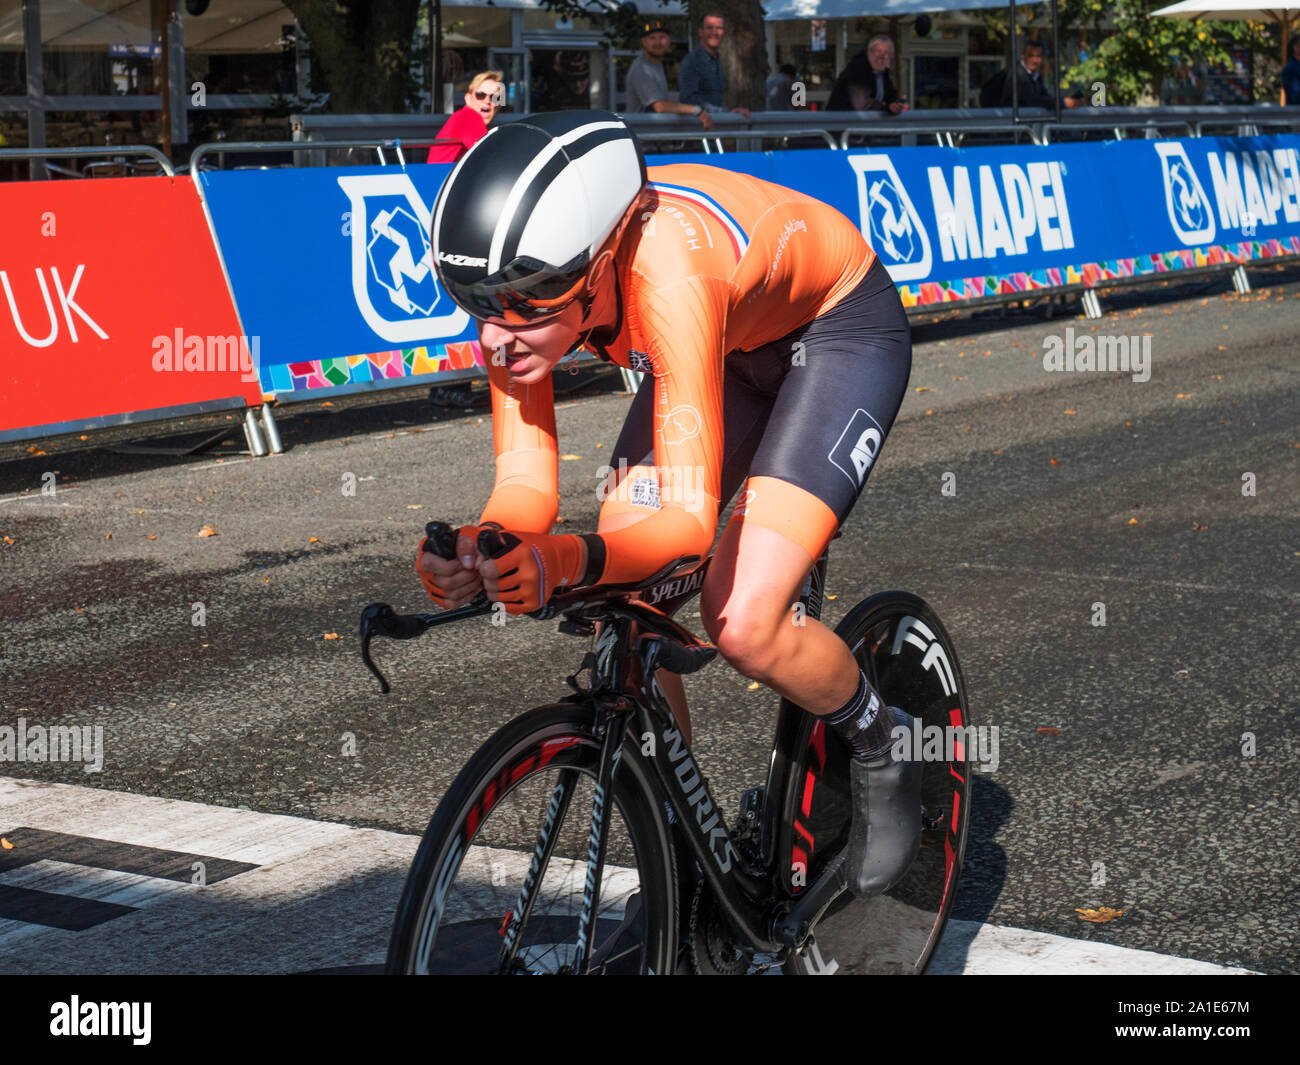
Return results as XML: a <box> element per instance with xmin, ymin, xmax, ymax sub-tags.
<box><xmin>774</xmin><ymin>855</ymin><xmax>849</xmax><ymax>949</ymax></box>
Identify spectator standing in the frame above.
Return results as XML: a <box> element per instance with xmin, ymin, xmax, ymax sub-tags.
<box><xmin>827</xmin><ymin>35</ymin><xmax>906</xmax><ymax>113</ymax></box>
<box><xmin>678</xmin><ymin>12</ymin><xmax>752</xmax><ymax>119</ymax></box>
<box><xmin>1284</xmin><ymin>36</ymin><xmax>1300</xmax><ymax>106</ymax></box>
<box><xmin>981</xmin><ymin>41</ymin><xmax>1079</xmax><ymax>109</ymax></box>
<box><xmin>427</xmin><ymin>70</ymin><xmax>504</xmax><ymax>408</ymax></box>
<box><xmin>765</xmin><ymin>63</ymin><xmax>798</xmax><ymax>110</ymax></box>
<box><xmin>426</xmin><ymin>70</ymin><xmax>503</xmax><ymax>164</ymax></box>
<box><xmin>624</xmin><ymin>19</ymin><xmax>713</xmax><ymax>130</ymax></box>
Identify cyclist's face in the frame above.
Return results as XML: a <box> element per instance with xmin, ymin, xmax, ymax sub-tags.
<box><xmin>478</xmin><ymin>301</ymin><xmax>584</xmax><ymax>385</ymax></box>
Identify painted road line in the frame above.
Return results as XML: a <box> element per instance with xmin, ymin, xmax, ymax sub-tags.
<box><xmin>0</xmin><ymin>777</ymin><xmax>1258</xmax><ymax>975</ymax></box>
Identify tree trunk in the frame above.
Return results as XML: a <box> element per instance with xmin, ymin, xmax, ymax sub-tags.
<box><xmin>284</xmin><ymin>0</ymin><xmax>422</xmax><ymax>113</ymax></box>
<box><xmin>690</xmin><ymin>0</ymin><xmax>767</xmax><ymax>110</ymax></box>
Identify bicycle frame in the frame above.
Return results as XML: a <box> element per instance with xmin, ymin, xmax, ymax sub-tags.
<box><xmin>576</xmin><ymin>552</ymin><xmax>834</xmax><ymax>956</ymax></box>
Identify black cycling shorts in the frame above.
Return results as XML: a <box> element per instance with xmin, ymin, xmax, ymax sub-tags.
<box><xmin>609</xmin><ymin>255</ymin><xmax>911</xmax><ymax>526</ymax></box>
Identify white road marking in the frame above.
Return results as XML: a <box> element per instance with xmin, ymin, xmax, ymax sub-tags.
<box><xmin>0</xmin><ymin>778</ymin><xmax>1258</xmax><ymax>975</ymax></box>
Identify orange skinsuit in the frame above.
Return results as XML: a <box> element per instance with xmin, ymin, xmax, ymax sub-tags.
<box><xmin>479</xmin><ymin>163</ymin><xmax>877</xmax><ymax>585</ymax></box>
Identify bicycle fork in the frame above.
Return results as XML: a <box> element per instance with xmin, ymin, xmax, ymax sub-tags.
<box><xmin>574</xmin><ymin>704</ymin><xmax>630</xmax><ymax>974</ymax></box>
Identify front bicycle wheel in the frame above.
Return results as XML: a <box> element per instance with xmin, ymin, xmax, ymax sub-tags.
<box><xmin>782</xmin><ymin>591</ymin><xmax>973</xmax><ymax>975</ymax></box>
<box><xmin>386</xmin><ymin>702</ymin><xmax>677</xmax><ymax>974</ymax></box>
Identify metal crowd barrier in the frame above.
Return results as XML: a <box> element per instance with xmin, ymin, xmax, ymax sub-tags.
<box><xmin>0</xmin><ymin>144</ymin><xmax>175</xmax><ymax>180</ymax></box>
<box><xmin>185</xmin><ymin>137</ymin><xmax>461</xmax><ymax>173</ymax></box>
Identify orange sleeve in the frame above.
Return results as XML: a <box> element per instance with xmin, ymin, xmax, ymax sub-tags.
<box><xmin>478</xmin><ymin>352</ymin><xmax>559</xmax><ymax>535</ymax></box>
<box><xmin>594</xmin><ymin>274</ymin><xmax>729</xmax><ymax>584</ymax></box>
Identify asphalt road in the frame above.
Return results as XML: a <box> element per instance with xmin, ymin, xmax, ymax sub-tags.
<box><xmin>1</xmin><ymin>268</ymin><xmax>1296</xmax><ymax>973</ymax></box>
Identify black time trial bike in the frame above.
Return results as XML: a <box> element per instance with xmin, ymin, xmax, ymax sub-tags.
<box><xmin>360</xmin><ymin>521</ymin><xmax>972</xmax><ymax>974</ymax></box>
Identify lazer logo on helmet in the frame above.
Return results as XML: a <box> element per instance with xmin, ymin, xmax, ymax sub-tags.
<box><xmin>437</xmin><ymin>252</ymin><xmax>488</xmax><ymax>267</ymax></box>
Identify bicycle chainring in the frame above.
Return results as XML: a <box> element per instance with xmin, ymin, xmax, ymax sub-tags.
<box><xmin>688</xmin><ymin>882</ymin><xmax>750</xmax><ymax>976</ymax></box>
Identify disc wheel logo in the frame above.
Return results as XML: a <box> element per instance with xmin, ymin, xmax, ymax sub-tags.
<box><xmin>848</xmin><ymin>154</ymin><xmax>932</xmax><ymax>282</ymax></box>
<box><xmin>337</xmin><ymin>173</ymin><xmax>470</xmax><ymax>344</ymax></box>
<box><xmin>1155</xmin><ymin>143</ymin><xmax>1216</xmax><ymax>246</ymax></box>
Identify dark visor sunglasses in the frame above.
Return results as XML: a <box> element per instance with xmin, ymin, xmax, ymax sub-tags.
<box><xmin>440</xmin><ymin>253</ymin><xmax>590</xmax><ymax>324</ymax></box>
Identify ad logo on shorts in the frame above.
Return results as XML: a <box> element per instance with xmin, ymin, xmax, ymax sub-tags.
<box><xmin>828</xmin><ymin>408</ymin><xmax>884</xmax><ymax>488</ymax></box>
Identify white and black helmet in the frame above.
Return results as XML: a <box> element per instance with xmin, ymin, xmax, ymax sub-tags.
<box><xmin>431</xmin><ymin>110</ymin><xmax>648</xmax><ymax>323</ymax></box>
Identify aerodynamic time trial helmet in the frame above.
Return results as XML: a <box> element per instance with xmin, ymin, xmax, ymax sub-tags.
<box><xmin>431</xmin><ymin>110</ymin><xmax>648</xmax><ymax>324</ymax></box>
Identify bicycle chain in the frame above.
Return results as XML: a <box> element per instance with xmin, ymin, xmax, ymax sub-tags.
<box><xmin>688</xmin><ymin>880</ymin><xmax>749</xmax><ymax>976</ymax></box>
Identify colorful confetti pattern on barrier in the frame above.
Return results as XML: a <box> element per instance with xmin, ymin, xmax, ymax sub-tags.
<box><xmin>259</xmin><ymin>236</ymin><xmax>1300</xmax><ymax>394</ymax></box>
<box><xmin>895</xmin><ymin>236</ymin><xmax>1300</xmax><ymax>308</ymax></box>
<box><xmin>262</xmin><ymin>340</ymin><xmax>484</xmax><ymax>396</ymax></box>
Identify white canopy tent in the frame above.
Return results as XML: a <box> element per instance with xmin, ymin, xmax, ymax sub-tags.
<box><xmin>1152</xmin><ymin>1</ymin><xmax>1300</xmax><ymax>55</ymax></box>
<box><xmin>762</xmin><ymin>0</ymin><xmax>1020</xmax><ymax>18</ymax></box>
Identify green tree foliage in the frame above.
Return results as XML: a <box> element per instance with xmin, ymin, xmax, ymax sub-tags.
<box><xmin>981</xmin><ymin>0</ymin><xmax>1277</xmax><ymax>104</ymax></box>
<box><xmin>282</xmin><ymin>0</ymin><xmax>423</xmax><ymax>113</ymax></box>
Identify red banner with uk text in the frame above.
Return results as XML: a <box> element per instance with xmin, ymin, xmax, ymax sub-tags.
<box><xmin>0</xmin><ymin>175</ymin><xmax>259</xmax><ymax>442</ymax></box>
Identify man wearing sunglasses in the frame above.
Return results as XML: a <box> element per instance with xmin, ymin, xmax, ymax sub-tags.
<box><xmin>422</xmin><ymin>112</ymin><xmax>921</xmax><ymax>901</ymax></box>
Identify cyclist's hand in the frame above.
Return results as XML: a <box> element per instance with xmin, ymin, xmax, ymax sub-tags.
<box><xmin>478</xmin><ymin>528</ymin><xmax>587</xmax><ymax>615</ymax></box>
<box><xmin>416</xmin><ymin>523</ymin><xmax>483</xmax><ymax>608</ymax></box>
<box><xmin>699</xmin><ymin>110</ymin><xmax>714</xmax><ymax>132</ymax></box>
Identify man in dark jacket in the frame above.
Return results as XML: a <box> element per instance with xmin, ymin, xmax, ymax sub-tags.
<box><xmin>827</xmin><ymin>34</ymin><xmax>906</xmax><ymax>113</ymax></box>
<box><xmin>1284</xmin><ymin>36</ymin><xmax>1300</xmax><ymax>106</ymax></box>
<box><xmin>981</xmin><ymin>40</ymin><xmax>1079</xmax><ymax>109</ymax></box>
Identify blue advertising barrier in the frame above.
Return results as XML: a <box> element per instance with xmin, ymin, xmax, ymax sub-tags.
<box><xmin>651</xmin><ymin>135</ymin><xmax>1300</xmax><ymax>308</ymax></box>
<box><xmin>199</xmin><ymin>164</ymin><xmax>479</xmax><ymax>400</ymax></box>
<box><xmin>197</xmin><ymin>135</ymin><xmax>1300</xmax><ymax>401</ymax></box>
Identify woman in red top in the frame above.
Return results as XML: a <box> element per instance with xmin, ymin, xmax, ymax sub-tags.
<box><xmin>427</xmin><ymin>70</ymin><xmax>506</xmax><ymax>407</ymax></box>
<box><xmin>426</xmin><ymin>70</ymin><xmax>504</xmax><ymax>164</ymax></box>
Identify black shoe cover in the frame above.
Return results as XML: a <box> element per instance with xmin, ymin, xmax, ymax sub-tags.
<box><xmin>844</xmin><ymin>723</ymin><xmax>923</xmax><ymax>897</ymax></box>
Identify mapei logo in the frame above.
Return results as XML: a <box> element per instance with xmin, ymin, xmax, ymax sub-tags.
<box><xmin>337</xmin><ymin>174</ymin><xmax>470</xmax><ymax>344</ymax></box>
<box><xmin>848</xmin><ymin>154</ymin><xmax>932</xmax><ymax>281</ymax></box>
<box><xmin>828</xmin><ymin>408</ymin><xmax>884</xmax><ymax>488</ymax></box>
<box><xmin>1155</xmin><ymin>143</ymin><xmax>1216</xmax><ymax>245</ymax></box>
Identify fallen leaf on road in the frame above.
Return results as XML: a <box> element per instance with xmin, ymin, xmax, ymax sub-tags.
<box><xmin>1192</xmin><ymin>523</ymin><xmax>1208</xmax><ymax>531</ymax></box>
<box><xmin>1176</xmin><ymin>393</ymin><xmax>1192</xmax><ymax>399</ymax></box>
<box><xmin>914</xmin><ymin>386</ymin><xmax>932</xmax><ymax>393</ymax></box>
<box><xmin>309</xmin><ymin>537</ymin><xmax>322</xmax><ymax>543</ymax></box>
<box><xmin>146</xmin><ymin>535</ymin><xmax>157</xmax><ymax>541</ymax></box>
<box><xmin>198</xmin><ymin>524</ymin><xmax>218</xmax><ymax>537</ymax></box>
<box><xmin>1075</xmin><ymin>906</ymin><xmax>1124</xmax><ymax>923</ymax></box>
<box><xmin>1049</xmin><ymin>458</ymin><xmax>1058</xmax><ymax>466</ymax></box>
<box><xmin>1064</xmin><ymin>410</ymin><xmax>1077</xmax><ymax>415</ymax></box>
<box><xmin>1128</xmin><ymin>518</ymin><xmax>1139</xmax><ymax>525</ymax></box>
<box><xmin>2</xmin><ymin>537</ymin><xmax>13</xmax><ymax>546</ymax></box>
<box><xmin>747</xmin><ymin>682</ymin><xmax>760</xmax><ymax>691</ymax></box>
<box><xmin>26</xmin><ymin>446</ymin><xmax>46</xmax><ymax>456</ymax></box>
<box><xmin>560</xmin><ymin>454</ymin><xmax>582</xmax><ymax>460</ymax></box>
<box><xmin>104</xmin><ymin>532</ymin><xmax>112</xmax><ymax>540</ymax></box>
<box><xmin>1037</xmin><ymin>727</ymin><xmax>1062</xmax><ymax>735</ymax></box>
<box><xmin>0</xmin><ymin>838</ymin><xmax>12</xmax><ymax>850</ymax></box>
<box><xmin>323</xmin><ymin>632</ymin><xmax>341</xmax><ymax>640</ymax></box>
<box><xmin>406</xmin><ymin>505</ymin><xmax>423</xmax><ymax>510</ymax></box>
